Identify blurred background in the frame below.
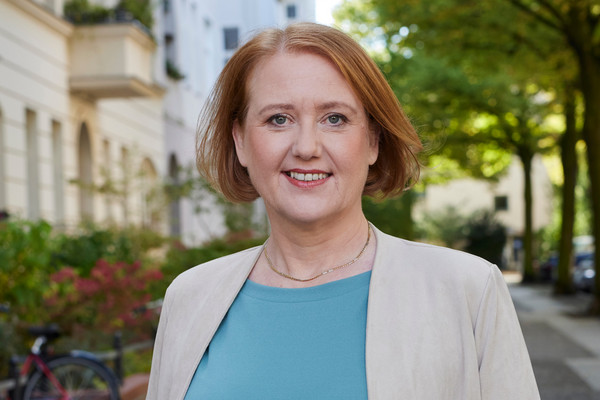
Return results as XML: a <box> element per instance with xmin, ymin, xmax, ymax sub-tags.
<box><xmin>0</xmin><ymin>0</ymin><xmax>598</xmax><ymax>398</ymax></box>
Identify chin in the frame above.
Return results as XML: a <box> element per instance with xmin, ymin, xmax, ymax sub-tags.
<box><xmin>280</xmin><ymin>207</ymin><xmax>345</xmax><ymax>227</ymax></box>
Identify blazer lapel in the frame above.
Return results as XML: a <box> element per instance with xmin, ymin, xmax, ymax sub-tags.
<box><xmin>171</xmin><ymin>246</ymin><xmax>263</xmax><ymax>400</ymax></box>
<box><xmin>365</xmin><ymin>227</ymin><xmax>414</xmax><ymax>399</ymax></box>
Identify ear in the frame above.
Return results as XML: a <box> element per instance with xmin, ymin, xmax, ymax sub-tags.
<box><xmin>232</xmin><ymin>120</ymin><xmax>248</xmax><ymax>167</ymax></box>
<box><xmin>367</xmin><ymin>124</ymin><xmax>380</xmax><ymax>166</ymax></box>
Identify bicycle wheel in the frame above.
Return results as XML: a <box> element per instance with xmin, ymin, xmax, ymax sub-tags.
<box><xmin>23</xmin><ymin>355</ymin><xmax>120</xmax><ymax>400</ymax></box>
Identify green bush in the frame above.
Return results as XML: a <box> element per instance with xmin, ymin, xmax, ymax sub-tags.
<box><xmin>64</xmin><ymin>0</ymin><xmax>154</xmax><ymax>30</ymax></box>
<box><xmin>464</xmin><ymin>211</ymin><xmax>507</xmax><ymax>268</ymax></box>
<box><xmin>116</xmin><ymin>0</ymin><xmax>154</xmax><ymax>31</ymax></box>
<box><xmin>362</xmin><ymin>193</ymin><xmax>416</xmax><ymax>239</ymax></box>
<box><xmin>64</xmin><ymin>0</ymin><xmax>112</xmax><ymax>24</ymax></box>
<box><xmin>0</xmin><ymin>217</ymin><xmax>265</xmax><ymax>378</ymax></box>
<box><xmin>418</xmin><ymin>206</ymin><xmax>468</xmax><ymax>248</ymax></box>
<box><xmin>166</xmin><ymin>60</ymin><xmax>185</xmax><ymax>80</ymax></box>
<box><xmin>0</xmin><ymin>220</ymin><xmax>164</xmax><ymax>377</ymax></box>
<box><xmin>0</xmin><ymin>220</ymin><xmax>59</xmax><ymax>378</ymax></box>
<box><xmin>0</xmin><ymin>220</ymin><xmax>57</xmax><ymax>322</ymax></box>
<box><xmin>52</xmin><ymin>225</ymin><xmax>164</xmax><ymax>276</ymax></box>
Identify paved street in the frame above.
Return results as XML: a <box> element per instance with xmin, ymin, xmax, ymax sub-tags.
<box><xmin>508</xmin><ymin>277</ymin><xmax>600</xmax><ymax>399</ymax></box>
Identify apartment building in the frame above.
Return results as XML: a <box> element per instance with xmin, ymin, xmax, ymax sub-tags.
<box><xmin>0</xmin><ymin>0</ymin><xmax>166</xmax><ymax>229</ymax></box>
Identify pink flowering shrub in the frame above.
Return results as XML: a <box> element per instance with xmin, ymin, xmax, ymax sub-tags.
<box><xmin>46</xmin><ymin>259</ymin><xmax>163</xmax><ymax>341</ymax></box>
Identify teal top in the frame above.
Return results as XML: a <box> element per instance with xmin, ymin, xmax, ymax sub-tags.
<box><xmin>184</xmin><ymin>271</ymin><xmax>371</xmax><ymax>400</ymax></box>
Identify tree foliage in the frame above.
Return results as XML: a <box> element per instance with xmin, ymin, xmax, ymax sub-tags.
<box><xmin>335</xmin><ymin>0</ymin><xmax>575</xmax><ymax>282</ymax></box>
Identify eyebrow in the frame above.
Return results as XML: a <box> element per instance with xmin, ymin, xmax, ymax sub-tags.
<box><xmin>257</xmin><ymin>101</ymin><xmax>359</xmax><ymax>115</ymax></box>
<box><xmin>258</xmin><ymin>103</ymin><xmax>295</xmax><ymax>115</ymax></box>
<box><xmin>315</xmin><ymin>101</ymin><xmax>358</xmax><ymax>114</ymax></box>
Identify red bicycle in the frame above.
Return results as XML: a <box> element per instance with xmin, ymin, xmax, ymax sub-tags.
<box><xmin>5</xmin><ymin>318</ymin><xmax>120</xmax><ymax>400</ymax></box>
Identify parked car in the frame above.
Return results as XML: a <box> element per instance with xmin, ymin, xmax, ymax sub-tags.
<box><xmin>538</xmin><ymin>253</ymin><xmax>558</xmax><ymax>282</ymax></box>
<box><xmin>539</xmin><ymin>251</ymin><xmax>595</xmax><ymax>291</ymax></box>
<box><xmin>573</xmin><ymin>253</ymin><xmax>595</xmax><ymax>292</ymax></box>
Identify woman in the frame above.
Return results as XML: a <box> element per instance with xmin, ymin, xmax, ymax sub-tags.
<box><xmin>147</xmin><ymin>22</ymin><xmax>539</xmax><ymax>399</ymax></box>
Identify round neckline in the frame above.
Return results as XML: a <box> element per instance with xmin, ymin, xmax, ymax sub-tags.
<box><xmin>242</xmin><ymin>270</ymin><xmax>372</xmax><ymax>303</ymax></box>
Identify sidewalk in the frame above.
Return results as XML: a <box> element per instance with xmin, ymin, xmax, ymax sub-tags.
<box><xmin>506</xmin><ymin>273</ymin><xmax>600</xmax><ymax>400</ymax></box>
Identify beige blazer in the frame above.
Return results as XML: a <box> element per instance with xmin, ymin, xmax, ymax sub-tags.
<box><xmin>147</xmin><ymin>226</ymin><xmax>540</xmax><ymax>399</ymax></box>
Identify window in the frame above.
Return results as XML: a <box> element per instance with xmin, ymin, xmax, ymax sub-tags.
<box><xmin>287</xmin><ymin>4</ymin><xmax>297</xmax><ymax>19</ymax></box>
<box><xmin>26</xmin><ymin>109</ymin><xmax>40</xmax><ymax>220</ymax></box>
<box><xmin>224</xmin><ymin>27</ymin><xmax>239</xmax><ymax>50</ymax></box>
<box><xmin>494</xmin><ymin>195</ymin><xmax>508</xmax><ymax>211</ymax></box>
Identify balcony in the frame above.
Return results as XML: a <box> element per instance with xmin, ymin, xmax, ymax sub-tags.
<box><xmin>69</xmin><ymin>23</ymin><xmax>164</xmax><ymax>98</ymax></box>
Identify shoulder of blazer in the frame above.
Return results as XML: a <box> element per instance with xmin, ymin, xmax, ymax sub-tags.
<box><xmin>371</xmin><ymin>226</ymin><xmax>495</xmax><ymax>290</ymax></box>
<box><xmin>164</xmin><ymin>245</ymin><xmax>264</xmax><ymax>308</ymax></box>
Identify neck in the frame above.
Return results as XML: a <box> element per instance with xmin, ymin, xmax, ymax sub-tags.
<box><xmin>259</xmin><ymin>210</ymin><xmax>373</xmax><ymax>287</ymax></box>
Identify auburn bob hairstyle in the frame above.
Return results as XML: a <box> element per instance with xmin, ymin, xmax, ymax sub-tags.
<box><xmin>197</xmin><ymin>22</ymin><xmax>422</xmax><ymax>203</ymax></box>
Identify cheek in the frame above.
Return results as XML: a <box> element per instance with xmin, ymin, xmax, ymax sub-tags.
<box><xmin>245</xmin><ymin>137</ymin><xmax>285</xmax><ymax>174</ymax></box>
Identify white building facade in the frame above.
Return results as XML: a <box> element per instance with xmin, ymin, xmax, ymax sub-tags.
<box><xmin>0</xmin><ymin>0</ymin><xmax>166</xmax><ymax>229</ymax></box>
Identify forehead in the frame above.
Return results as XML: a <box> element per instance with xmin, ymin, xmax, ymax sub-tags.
<box><xmin>245</xmin><ymin>51</ymin><xmax>362</xmax><ymax>110</ymax></box>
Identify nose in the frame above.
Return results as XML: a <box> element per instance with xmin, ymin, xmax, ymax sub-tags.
<box><xmin>291</xmin><ymin>123</ymin><xmax>321</xmax><ymax>160</ymax></box>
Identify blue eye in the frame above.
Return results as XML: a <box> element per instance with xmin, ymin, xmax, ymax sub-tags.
<box><xmin>327</xmin><ymin>114</ymin><xmax>345</xmax><ymax>125</ymax></box>
<box><xmin>270</xmin><ymin>115</ymin><xmax>288</xmax><ymax>125</ymax></box>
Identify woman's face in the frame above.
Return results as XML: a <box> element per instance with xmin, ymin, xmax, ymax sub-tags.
<box><xmin>233</xmin><ymin>51</ymin><xmax>378</xmax><ymax>227</ymax></box>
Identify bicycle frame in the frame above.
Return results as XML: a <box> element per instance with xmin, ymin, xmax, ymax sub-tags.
<box><xmin>19</xmin><ymin>356</ymin><xmax>68</xmax><ymax>399</ymax></box>
<box><xmin>10</xmin><ymin>336</ymin><xmax>68</xmax><ymax>400</ymax></box>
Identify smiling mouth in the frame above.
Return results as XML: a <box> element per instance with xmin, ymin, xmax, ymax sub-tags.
<box><xmin>285</xmin><ymin>171</ymin><xmax>331</xmax><ymax>182</ymax></box>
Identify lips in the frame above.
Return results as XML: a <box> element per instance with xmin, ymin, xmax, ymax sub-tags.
<box><xmin>286</xmin><ymin>171</ymin><xmax>331</xmax><ymax>182</ymax></box>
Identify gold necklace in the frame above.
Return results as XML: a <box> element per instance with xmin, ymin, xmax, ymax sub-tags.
<box><xmin>263</xmin><ymin>224</ymin><xmax>371</xmax><ymax>282</ymax></box>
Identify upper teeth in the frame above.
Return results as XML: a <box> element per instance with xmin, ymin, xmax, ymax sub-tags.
<box><xmin>289</xmin><ymin>172</ymin><xmax>329</xmax><ymax>181</ymax></box>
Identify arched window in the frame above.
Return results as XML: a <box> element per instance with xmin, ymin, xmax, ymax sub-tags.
<box><xmin>168</xmin><ymin>153</ymin><xmax>181</xmax><ymax>236</ymax></box>
<box><xmin>78</xmin><ymin>122</ymin><xmax>93</xmax><ymax>220</ymax></box>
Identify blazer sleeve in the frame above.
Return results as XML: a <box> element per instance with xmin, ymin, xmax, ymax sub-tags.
<box><xmin>146</xmin><ymin>291</ymin><xmax>170</xmax><ymax>400</ymax></box>
<box><xmin>474</xmin><ymin>265</ymin><xmax>540</xmax><ymax>399</ymax></box>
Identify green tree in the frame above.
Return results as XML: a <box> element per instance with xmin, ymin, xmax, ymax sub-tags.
<box><xmin>336</xmin><ymin>0</ymin><xmax>562</xmax><ymax>281</ymax></box>
<box><xmin>362</xmin><ymin>191</ymin><xmax>418</xmax><ymax>240</ymax></box>
<box><xmin>503</xmin><ymin>0</ymin><xmax>600</xmax><ymax>310</ymax></box>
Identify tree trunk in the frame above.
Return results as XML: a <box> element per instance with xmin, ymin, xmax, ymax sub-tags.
<box><xmin>518</xmin><ymin>146</ymin><xmax>536</xmax><ymax>282</ymax></box>
<box><xmin>554</xmin><ymin>84</ymin><xmax>577</xmax><ymax>295</ymax></box>
<box><xmin>578</xmin><ymin>55</ymin><xmax>600</xmax><ymax>313</ymax></box>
